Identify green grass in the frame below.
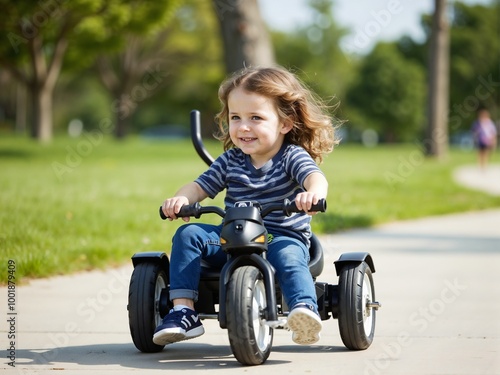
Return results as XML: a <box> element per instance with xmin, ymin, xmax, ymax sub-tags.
<box><xmin>1</xmin><ymin>135</ymin><xmax>499</xmax><ymax>284</ymax></box>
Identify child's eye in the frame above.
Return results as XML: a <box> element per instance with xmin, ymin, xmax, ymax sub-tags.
<box><xmin>230</xmin><ymin>115</ymin><xmax>240</xmax><ymax>120</ymax></box>
<box><xmin>251</xmin><ymin>116</ymin><xmax>262</xmax><ymax>121</ymax></box>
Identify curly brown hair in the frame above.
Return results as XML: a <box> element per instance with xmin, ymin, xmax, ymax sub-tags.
<box><xmin>215</xmin><ymin>66</ymin><xmax>340</xmax><ymax>164</ymax></box>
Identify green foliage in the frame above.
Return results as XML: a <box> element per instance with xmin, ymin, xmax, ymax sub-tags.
<box><xmin>448</xmin><ymin>1</ymin><xmax>500</xmax><ymax>129</ymax></box>
<box><xmin>133</xmin><ymin>0</ymin><xmax>224</xmax><ymax>128</ymax></box>
<box><xmin>345</xmin><ymin>43</ymin><xmax>426</xmax><ymax>141</ymax></box>
<box><xmin>54</xmin><ymin>71</ymin><xmax>112</xmax><ymax>131</ymax></box>
<box><xmin>0</xmin><ymin>0</ymin><xmax>183</xmax><ymax>140</ymax></box>
<box><xmin>0</xmin><ymin>136</ymin><xmax>498</xmax><ymax>284</ymax></box>
<box><xmin>65</xmin><ymin>0</ymin><xmax>182</xmax><ymax>70</ymax></box>
<box><xmin>55</xmin><ymin>0</ymin><xmax>224</xmax><ymax>134</ymax></box>
<box><xmin>395</xmin><ymin>1</ymin><xmax>500</xmax><ymax>134</ymax></box>
<box><xmin>272</xmin><ymin>0</ymin><xmax>352</xmax><ymax>106</ymax></box>
<box><xmin>0</xmin><ymin>0</ymin><xmax>133</xmax><ymax>66</ymax></box>
<box><xmin>1</xmin><ymin>1</ymin><xmax>498</xmax><ymax>142</ymax></box>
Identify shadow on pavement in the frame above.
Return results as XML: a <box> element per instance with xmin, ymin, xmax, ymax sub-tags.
<box><xmin>14</xmin><ymin>342</ymin><xmax>349</xmax><ymax>370</ymax></box>
<box><xmin>13</xmin><ymin>342</ymin><xmax>312</xmax><ymax>370</ymax></box>
<box><xmin>273</xmin><ymin>344</ymin><xmax>348</xmax><ymax>354</ymax></box>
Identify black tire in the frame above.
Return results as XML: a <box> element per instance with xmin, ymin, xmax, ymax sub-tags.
<box><xmin>128</xmin><ymin>262</ymin><xmax>168</xmax><ymax>353</ymax></box>
<box><xmin>226</xmin><ymin>266</ymin><xmax>273</xmax><ymax>365</ymax></box>
<box><xmin>338</xmin><ymin>261</ymin><xmax>376</xmax><ymax>350</ymax></box>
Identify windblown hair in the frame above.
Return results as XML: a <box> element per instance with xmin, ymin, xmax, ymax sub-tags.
<box><xmin>215</xmin><ymin>66</ymin><xmax>340</xmax><ymax>164</ymax></box>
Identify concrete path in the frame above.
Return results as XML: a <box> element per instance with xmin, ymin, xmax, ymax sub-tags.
<box><xmin>2</xmin><ymin>207</ymin><xmax>499</xmax><ymax>375</ymax></box>
<box><xmin>453</xmin><ymin>163</ymin><xmax>500</xmax><ymax>196</ymax></box>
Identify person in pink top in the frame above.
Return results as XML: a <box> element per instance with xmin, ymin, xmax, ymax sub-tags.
<box><xmin>471</xmin><ymin>107</ymin><xmax>497</xmax><ymax>170</ymax></box>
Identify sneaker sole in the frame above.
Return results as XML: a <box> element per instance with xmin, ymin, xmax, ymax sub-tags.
<box><xmin>287</xmin><ymin>309</ymin><xmax>322</xmax><ymax>345</ymax></box>
<box><xmin>153</xmin><ymin>326</ymin><xmax>205</xmax><ymax>346</ymax></box>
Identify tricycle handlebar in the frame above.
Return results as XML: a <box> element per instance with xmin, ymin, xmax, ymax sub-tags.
<box><xmin>261</xmin><ymin>198</ymin><xmax>326</xmax><ymax>217</ymax></box>
<box><xmin>159</xmin><ymin>202</ymin><xmax>225</xmax><ymax>220</ymax></box>
<box><xmin>159</xmin><ymin>198</ymin><xmax>326</xmax><ymax>221</ymax></box>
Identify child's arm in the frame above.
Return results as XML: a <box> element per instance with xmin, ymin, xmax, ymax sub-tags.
<box><xmin>295</xmin><ymin>172</ymin><xmax>328</xmax><ymax>214</ymax></box>
<box><xmin>161</xmin><ymin>182</ymin><xmax>208</xmax><ymax>222</ymax></box>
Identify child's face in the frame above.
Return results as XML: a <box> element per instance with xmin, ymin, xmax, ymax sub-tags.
<box><xmin>227</xmin><ymin>87</ymin><xmax>292</xmax><ymax>168</ymax></box>
<box><xmin>478</xmin><ymin>109</ymin><xmax>490</xmax><ymax>120</ymax></box>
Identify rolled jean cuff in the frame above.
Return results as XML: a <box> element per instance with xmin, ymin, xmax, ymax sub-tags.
<box><xmin>170</xmin><ymin>288</ymin><xmax>199</xmax><ymax>302</ymax></box>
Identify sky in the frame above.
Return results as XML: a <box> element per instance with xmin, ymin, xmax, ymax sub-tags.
<box><xmin>258</xmin><ymin>0</ymin><xmax>494</xmax><ymax>54</ymax></box>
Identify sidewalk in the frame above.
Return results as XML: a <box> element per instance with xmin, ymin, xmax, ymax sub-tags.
<box><xmin>453</xmin><ymin>163</ymin><xmax>500</xmax><ymax>196</ymax></box>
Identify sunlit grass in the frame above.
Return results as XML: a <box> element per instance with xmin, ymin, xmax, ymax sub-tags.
<box><xmin>1</xmin><ymin>135</ymin><xmax>498</xmax><ymax>284</ymax></box>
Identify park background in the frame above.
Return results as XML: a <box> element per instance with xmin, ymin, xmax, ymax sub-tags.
<box><xmin>0</xmin><ymin>0</ymin><xmax>499</xmax><ymax>284</ymax></box>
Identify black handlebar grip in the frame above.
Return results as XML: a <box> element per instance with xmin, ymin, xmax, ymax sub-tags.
<box><xmin>310</xmin><ymin>198</ymin><xmax>327</xmax><ymax>212</ymax></box>
<box><xmin>283</xmin><ymin>198</ymin><xmax>327</xmax><ymax>216</ymax></box>
<box><xmin>159</xmin><ymin>206</ymin><xmax>168</xmax><ymax>220</ymax></box>
<box><xmin>159</xmin><ymin>203</ymin><xmax>202</xmax><ymax>220</ymax></box>
<box><xmin>177</xmin><ymin>202</ymin><xmax>202</xmax><ymax>218</ymax></box>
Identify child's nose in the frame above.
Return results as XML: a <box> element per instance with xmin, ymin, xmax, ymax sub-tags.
<box><xmin>239</xmin><ymin>122</ymin><xmax>251</xmax><ymax>131</ymax></box>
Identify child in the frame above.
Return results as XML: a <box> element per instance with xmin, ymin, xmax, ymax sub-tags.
<box><xmin>471</xmin><ymin>107</ymin><xmax>497</xmax><ymax>170</ymax></box>
<box><xmin>154</xmin><ymin>66</ymin><xmax>339</xmax><ymax>346</ymax></box>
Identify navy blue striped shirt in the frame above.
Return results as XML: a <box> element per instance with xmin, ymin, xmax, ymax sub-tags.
<box><xmin>195</xmin><ymin>143</ymin><xmax>323</xmax><ymax>245</ymax></box>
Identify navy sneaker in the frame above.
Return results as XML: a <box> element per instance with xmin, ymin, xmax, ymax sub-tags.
<box><xmin>153</xmin><ymin>308</ymin><xmax>205</xmax><ymax>345</ymax></box>
<box><xmin>286</xmin><ymin>303</ymin><xmax>322</xmax><ymax>345</ymax></box>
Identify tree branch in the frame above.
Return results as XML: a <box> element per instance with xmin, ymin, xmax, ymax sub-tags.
<box><xmin>27</xmin><ymin>33</ymin><xmax>47</xmax><ymax>87</ymax></box>
<box><xmin>96</xmin><ymin>56</ymin><xmax>119</xmax><ymax>93</ymax></box>
<box><xmin>45</xmin><ymin>12</ymin><xmax>74</xmax><ymax>91</ymax></box>
<box><xmin>0</xmin><ymin>57</ymin><xmax>29</xmax><ymax>85</ymax></box>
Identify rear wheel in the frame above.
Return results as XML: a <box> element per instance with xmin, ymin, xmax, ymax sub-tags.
<box><xmin>226</xmin><ymin>266</ymin><xmax>273</xmax><ymax>365</ymax></box>
<box><xmin>338</xmin><ymin>261</ymin><xmax>377</xmax><ymax>350</ymax></box>
<box><xmin>128</xmin><ymin>262</ymin><xmax>168</xmax><ymax>353</ymax></box>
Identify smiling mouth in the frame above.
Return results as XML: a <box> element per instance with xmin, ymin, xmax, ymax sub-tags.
<box><xmin>240</xmin><ymin>137</ymin><xmax>257</xmax><ymax>142</ymax></box>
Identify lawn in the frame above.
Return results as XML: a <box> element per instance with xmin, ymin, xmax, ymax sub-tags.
<box><xmin>1</xmin><ymin>135</ymin><xmax>499</xmax><ymax>284</ymax></box>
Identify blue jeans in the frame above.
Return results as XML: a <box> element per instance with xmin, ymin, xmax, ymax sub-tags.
<box><xmin>169</xmin><ymin>223</ymin><xmax>318</xmax><ymax>310</ymax></box>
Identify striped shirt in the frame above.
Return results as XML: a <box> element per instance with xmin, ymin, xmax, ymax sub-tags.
<box><xmin>195</xmin><ymin>143</ymin><xmax>323</xmax><ymax>245</ymax></box>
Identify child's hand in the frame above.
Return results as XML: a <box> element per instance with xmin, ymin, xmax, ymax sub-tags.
<box><xmin>161</xmin><ymin>196</ymin><xmax>190</xmax><ymax>222</ymax></box>
<box><xmin>294</xmin><ymin>192</ymin><xmax>323</xmax><ymax>215</ymax></box>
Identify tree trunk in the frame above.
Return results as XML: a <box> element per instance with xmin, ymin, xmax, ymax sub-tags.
<box><xmin>425</xmin><ymin>0</ymin><xmax>450</xmax><ymax>158</ymax></box>
<box><xmin>213</xmin><ymin>0</ymin><xmax>275</xmax><ymax>73</ymax></box>
<box><xmin>15</xmin><ymin>83</ymin><xmax>27</xmax><ymax>134</ymax></box>
<box><xmin>29</xmin><ymin>82</ymin><xmax>53</xmax><ymax>142</ymax></box>
<box><xmin>96</xmin><ymin>36</ymin><xmax>167</xmax><ymax>140</ymax></box>
<box><xmin>113</xmin><ymin>95</ymin><xmax>131</xmax><ymax>139</ymax></box>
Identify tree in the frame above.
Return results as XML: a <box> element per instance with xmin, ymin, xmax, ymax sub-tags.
<box><xmin>0</xmin><ymin>0</ymin><xmax>179</xmax><ymax>142</ymax></box>
<box><xmin>129</xmin><ymin>0</ymin><xmax>226</xmax><ymax>137</ymax></box>
<box><xmin>302</xmin><ymin>0</ymin><xmax>350</xmax><ymax>95</ymax></box>
<box><xmin>346</xmin><ymin>43</ymin><xmax>426</xmax><ymax>142</ymax></box>
<box><xmin>272</xmin><ymin>0</ymin><xmax>350</xmax><ymax>99</ymax></box>
<box><xmin>0</xmin><ymin>1</ymin><xmax>100</xmax><ymax>141</ymax></box>
<box><xmin>448</xmin><ymin>1</ymin><xmax>500</xmax><ymax>131</ymax></box>
<box><xmin>42</xmin><ymin>0</ymin><xmax>224</xmax><ymax>139</ymax></box>
<box><xmin>396</xmin><ymin>1</ymin><xmax>499</xmax><ymax>138</ymax></box>
<box><xmin>425</xmin><ymin>0</ymin><xmax>450</xmax><ymax>158</ymax></box>
<box><xmin>92</xmin><ymin>2</ymin><xmax>180</xmax><ymax>138</ymax></box>
<box><xmin>212</xmin><ymin>0</ymin><xmax>275</xmax><ymax>73</ymax></box>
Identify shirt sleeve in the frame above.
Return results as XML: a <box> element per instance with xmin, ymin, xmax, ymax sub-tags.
<box><xmin>194</xmin><ymin>152</ymin><xmax>229</xmax><ymax>199</ymax></box>
<box><xmin>285</xmin><ymin>145</ymin><xmax>323</xmax><ymax>189</ymax></box>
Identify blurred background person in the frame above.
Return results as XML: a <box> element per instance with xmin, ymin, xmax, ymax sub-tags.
<box><xmin>471</xmin><ymin>107</ymin><xmax>497</xmax><ymax>170</ymax></box>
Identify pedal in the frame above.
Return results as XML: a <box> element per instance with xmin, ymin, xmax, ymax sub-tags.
<box><xmin>264</xmin><ymin>318</ymin><xmax>287</xmax><ymax>329</ymax></box>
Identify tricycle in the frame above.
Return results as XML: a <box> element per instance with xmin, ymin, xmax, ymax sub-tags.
<box><xmin>127</xmin><ymin>110</ymin><xmax>381</xmax><ymax>365</ymax></box>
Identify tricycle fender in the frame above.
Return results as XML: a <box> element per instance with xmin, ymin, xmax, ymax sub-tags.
<box><xmin>131</xmin><ymin>251</ymin><xmax>170</xmax><ymax>271</ymax></box>
<box><xmin>334</xmin><ymin>252</ymin><xmax>375</xmax><ymax>275</ymax></box>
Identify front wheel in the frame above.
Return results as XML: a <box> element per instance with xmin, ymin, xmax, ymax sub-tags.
<box><xmin>226</xmin><ymin>266</ymin><xmax>273</xmax><ymax>365</ymax></box>
<box><xmin>128</xmin><ymin>262</ymin><xmax>168</xmax><ymax>353</ymax></box>
<box><xmin>338</xmin><ymin>261</ymin><xmax>378</xmax><ymax>350</ymax></box>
